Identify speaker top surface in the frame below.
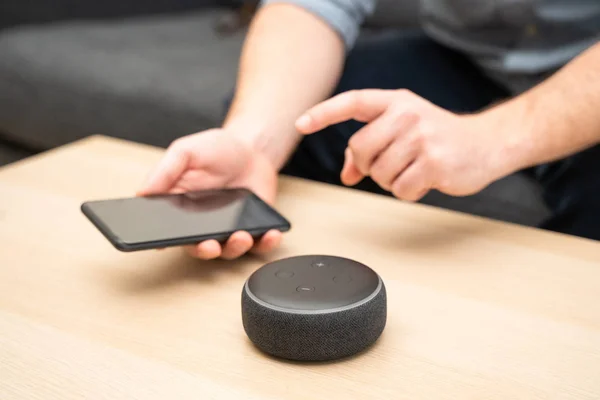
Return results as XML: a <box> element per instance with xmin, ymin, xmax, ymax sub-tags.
<box><xmin>246</xmin><ymin>255</ymin><xmax>380</xmax><ymax>311</ymax></box>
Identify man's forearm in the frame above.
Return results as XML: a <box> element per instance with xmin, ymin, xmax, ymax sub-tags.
<box><xmin>479</xmin><ymin>41</ymin><xmax>600</xmax><ymax>173</ymax></box>
<box><xmin>224</xmin><ymin>3</ymin><xmax>346</xmax><ymax>170</ymax></box>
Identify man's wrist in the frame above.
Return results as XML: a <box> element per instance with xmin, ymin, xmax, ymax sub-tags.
<box><xmin>222</xmin><ymin>115</ymin><xmax>267</xmax><ymax>148</ymax></box>
<box><xmin>473</xmin><ymin>42</ymin><xmax>600</xmax><ymax>173</ymax></box>
<box><xmin>222</xmin><ymin>114</ymin><xmax>301</xmax><ymax>171</ymax></box>
<box><xmin>469</xmin><ymin>99</ymin><xmax>537</xmax><ymax>176</ymax></box>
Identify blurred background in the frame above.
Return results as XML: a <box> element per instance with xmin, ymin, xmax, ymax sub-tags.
<box><xmin>0</xmin><ymin>0</ymin><xmax>417</xmax><ymax>165</ymax></box>
<box><xmin>0</xmin><ymin>0</ymin><xmax>551</xmax><ymax>228</ymax></box>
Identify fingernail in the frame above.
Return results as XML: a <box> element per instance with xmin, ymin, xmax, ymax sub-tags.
<box><xmin>344</xmin><ymin>147</ymin><xmax>352</xmax><ymax>160</ymax></box>
<box><xmin>296</xmin><ymin>115</ymin><xmax>312</xmax><ymax>130</ymax></box>
<box><xmin>341</xmin><ymin>148</ymin><xmax>350</xmax><ymax>171</ymax></box>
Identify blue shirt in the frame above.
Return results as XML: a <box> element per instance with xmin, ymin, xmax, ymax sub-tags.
<box><xmin>261</xmin><ymin>0</ymin><xmax>600</xmax><ymax>93</ymax></box>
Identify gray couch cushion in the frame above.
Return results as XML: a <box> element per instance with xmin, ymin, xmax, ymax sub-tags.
<box><xmin>0</xmin><ymin>139</ymin><xmax>32</xmax><ymax>166</ymax></box>
<box><xmin>0</xmin><ymin>9</ymin><xmax>245</xmax><ymax>150</ymax></box>
<box><xmin>420</xmin><ymin>173</ymin><xmax>550</xmax><ymax>227</ymax></box>
<box><xmin>0</xmin><ymin>1</ymin><xmax>242</xmax><ymax>30</ymax></box>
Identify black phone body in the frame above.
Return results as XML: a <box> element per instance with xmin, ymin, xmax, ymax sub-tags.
<box><xmin>81</xmin><ymin>188</ymin><xmax>291</xmax><ymax>252</ymax></box>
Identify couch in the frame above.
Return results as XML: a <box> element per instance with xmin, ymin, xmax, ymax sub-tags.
<box><xmin>0</xmin><ymin>0</ymin><xmax>551</xmax><ymax>227</ymax></box>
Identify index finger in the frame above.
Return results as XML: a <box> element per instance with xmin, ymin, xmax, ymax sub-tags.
<box><xmin>295</xmin><ymin>89</ymin><xmax>397</xmax><ymax>134</ymax></box>
<box><xmin>251</xmin><ymin>229</ymin><xmax>282</xmax><ymax>255</ymax></box>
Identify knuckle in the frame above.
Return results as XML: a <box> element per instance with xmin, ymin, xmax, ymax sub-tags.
<box><xmin>407</xmin><ymin>189</ymin><xmax>424</xmax><ymax>202</ymax></box>
<box><xmin>348</xmin><ymin>134</ymin><xmax>361</xmax><ymax>152</ymax></box>
<box><xmin>392</xmin><ymin>109</ymin><xmax>416</xmax><ymax>133</ymax></box>
<box><xmin>392</xmin><ymin>180</ymin><xmax>408</xmax><ymax>199</ymax></box>
<box><xmin>411</xmin><ymin>131</ymin><xmax>425</xmax><ymax>147</ymax></box>
<box><xmin>405</xmin><ymin>131</ymin><xmax>425</xmax><ymax>152</ymax></box>
<box><xmin>393</xmin><ymin>181</ymin><xmax>421</xmax><ymax>202</ymax></box>
<box><xmin>387</xmin><ymin>106</ymin><xmax>421</xmax><ymax>134</ymax></box>
<box><xmin>373</xmin><ymin>171</ymin><xmax>391</xmax><ymax>191</ymax></box>
<box><xmin>432</xmin><ymin>170</ymin><xmax>454</xmax><ymax>193</ymax></box>
<box><xmin>168</xmin><ymin>137</ymin><xmax>187</xmax><ymax>152</ymax></box>
<box><xmin>346</xmin><ymin>89</ymin><xmax>361</xmax><ymax>104</ymax></box>
<box><xmin>395</xmin><ymin>88</ymin><xmax>413</xmax><ymax>98</ymax></box>
<box><xmin>370</xmin><ymin>162</ymin><xmax>385</xmax><ymax>183</ymax></box>
<box><xmin>418</xmin><ymin>120</ymin><xmax>436</xmax><ymax>139</ymax></box>
<box><xmin>394</xmin><ymin>89</ymin><xmax>429</xmax><ymax>111</ymax></box>
<box><xmin>346</xmin><ymin>90</ymin><xmax>366</xmax><ymax>113</ymax></box>
<box><xmin>392</xmin><ymin>165</ymin><xmax>426</xmax><ymax>201</ymax></box>
<box><xmin>394</xmin><ymin>89</ymin><xmax>419</xmax><ymax>105</ymax></box>
<box><xmin>348</xmin><ymin>139</ymin><xmax>366</xmax><ymax>168</ymax></box>
<box><xmin>370</xmin><ymin>158</ymin><xmax>383</xmax><ymax>176</ymax></box>
<box><xmin>437</xmin><ymin>179</ymin><xmax>453</xmax><ymax>193</ymax></box>
<box><xmin>422</xmin><ymin>146</ymin><xmax>444</xmax><ymax>169</ymax></box>
<box><xmin>347</xmin><ymin>146</ymin><xmax>368</xmax><ymax>172</ymax></box>
<box><xmin>387</xmin><ymin>104</ymin><xmax>405</xmax><ymax>121</ymax></box>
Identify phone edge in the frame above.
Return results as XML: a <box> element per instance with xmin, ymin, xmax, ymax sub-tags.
<box><xmin>81</xmin><ymin>201</ymin><xmax>291</xmax><ymax>252</ymax></box>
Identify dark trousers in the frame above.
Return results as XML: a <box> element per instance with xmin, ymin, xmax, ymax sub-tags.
<box><xmin>282</xmin><ymin>31</ymin><xmax>600</xmax><ymax>241</ymax></box>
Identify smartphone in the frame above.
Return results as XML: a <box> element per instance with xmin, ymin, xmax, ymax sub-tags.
<box><xmin>81</xmin><ymin>188</ymin><xmax>291</xmax><ymax>252</ymax></box>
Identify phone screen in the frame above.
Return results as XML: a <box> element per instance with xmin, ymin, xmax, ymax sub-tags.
<box><xmin>81</xmin><ymin>188</ymin><xmax>290</xmax><ymax>250</ymax></box>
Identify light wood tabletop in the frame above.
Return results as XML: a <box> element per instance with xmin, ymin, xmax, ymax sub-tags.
<box><xmin>1</xmin><ymin>135</ymin><xmax>600</xmax><ymax>399</ymax></box>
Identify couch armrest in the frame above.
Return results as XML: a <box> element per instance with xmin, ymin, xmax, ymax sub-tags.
<box><xmin>0</xmin><ymin>0</ymin><xmax>242</xmax><ymax>31</ymax></box>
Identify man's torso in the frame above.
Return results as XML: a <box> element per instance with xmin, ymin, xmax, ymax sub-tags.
<box><xmin>420</xmin><ymin>0</ymin><xmax>600</xmax><ymax>92</ymax></box>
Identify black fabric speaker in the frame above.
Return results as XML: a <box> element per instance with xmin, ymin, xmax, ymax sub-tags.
<box><xmin>241</xmin><ymin>255</ymin><xmax>387</xmax><ymax>361</ymax></box>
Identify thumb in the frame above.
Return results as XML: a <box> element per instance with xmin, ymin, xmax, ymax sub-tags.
<box><xmin>137</xmin><ymin>147</ymin><xmax>190</xmax><ymax>196</ymax></box>
<box><xmin>341</xmin><ymin>147</ymin><xmax>364</xmax><ymax>186</ymax></box>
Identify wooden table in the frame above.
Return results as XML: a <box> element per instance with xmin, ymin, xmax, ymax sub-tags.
<box><xmin>1</xmin><ymin>135</ymin><xmax>600</xmax><ymax>399</ymax></box>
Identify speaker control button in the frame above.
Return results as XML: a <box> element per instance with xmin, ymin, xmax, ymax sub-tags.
<box><xmin>275</xmin><ymin>270</ymin><xmax>294</xmax><ymax>279</ymax></box>
<box><xmin>333</xmin><ymin>275</ymin><xmax>352</xmax><ymax>284</ymax></box>
<box><xmin>296</xmin><ymin>286</ymin><xmax>315</xmax><ymax>292</ymax></box>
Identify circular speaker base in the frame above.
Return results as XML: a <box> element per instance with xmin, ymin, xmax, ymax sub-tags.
<box><xmin>241</xmin><ymin>255</ymin><xmax>387</xmax><ymax>361</ymax></box>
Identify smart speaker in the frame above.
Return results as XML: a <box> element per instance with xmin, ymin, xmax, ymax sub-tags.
<box><xmin>241</xmin><ymin>255</ymin><xmax>387</xmax><ymax>361</ymax></box>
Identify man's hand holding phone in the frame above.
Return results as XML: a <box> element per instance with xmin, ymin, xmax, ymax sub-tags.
<box><xmin>137</xmin><ymin>128</ymin><xmax>282</xmax><ymax>260</ymax></box>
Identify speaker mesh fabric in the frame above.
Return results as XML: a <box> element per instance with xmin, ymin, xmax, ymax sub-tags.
<box><xmin>242</xmin><ymin>280</ymin><xmax>386</xmax><ymax>361</ymax></box>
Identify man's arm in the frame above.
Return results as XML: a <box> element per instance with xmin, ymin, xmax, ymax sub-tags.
<box><xmin>224</xmin><ymin>0</ymin><xmax>375</xmax><ymax>170</ymax></box>
<box><xmin>294</xmin><ymin>41</ymin><xmax>600</xmax><ymax>202</ymax></box>
<box><xmin>479</xmin><ymin>41</ymin><xmax>600</xmax><ymax>171</ymax></box>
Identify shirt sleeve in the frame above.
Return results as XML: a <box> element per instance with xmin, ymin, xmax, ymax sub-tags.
<box><xmin>259</xmin><ymin>0</ymin><xmax>377</xmax><ymax>50</ymax></box>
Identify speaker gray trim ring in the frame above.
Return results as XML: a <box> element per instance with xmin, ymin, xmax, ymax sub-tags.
<box><xmin>243</xmin><ymin>277</ymin><xmax>383</xmax><ymax>315</ymax></box>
